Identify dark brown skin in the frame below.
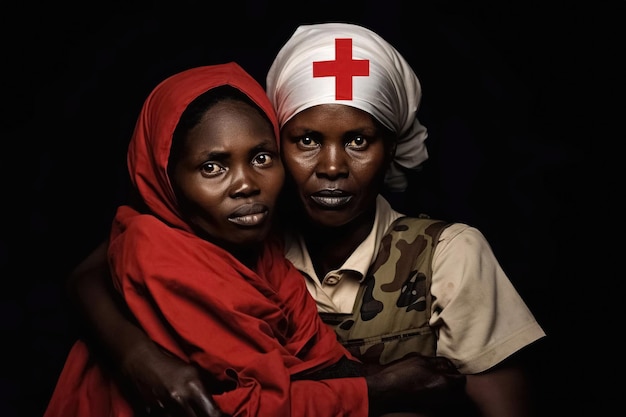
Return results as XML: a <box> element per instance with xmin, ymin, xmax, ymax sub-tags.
<box><xmin>280</xmin><ymin>104</ymin><xmax>537</xmax><ymax>417</ymax></box>
<box><xmin>67</xmin><ymin>243</ymin><xmax>465</xmax><ymax>417</ymax></box>
<box><xmin>67</xmin><ymin>242</ymin><xmax>226</xmax><ymax>417</ymax></box>
<box><xmin>66</xmin><ymin>102</ymin><xmax>466</xmax><ymax>417</ymax></box>
<box><xmin>67</xmin><ymin>103</ymin><xmax>535</xmax><ymax>417</ymax></box>
<box><xmin>279</xmin><ymin>104</ymin><xmax>394</xmax><ymax>277</ymax></box>
<box><xmin>170</xmin><ymin>98</ymin><xmax>284</xmax><ymax>266</ymax></box>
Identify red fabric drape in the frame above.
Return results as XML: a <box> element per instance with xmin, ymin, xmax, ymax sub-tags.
<box><xmin>43</xmin><ymin>64</ymin><xmax>368</xmax><ymax>417</ymax></box>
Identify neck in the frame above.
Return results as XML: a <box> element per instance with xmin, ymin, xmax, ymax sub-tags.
<box><xmin>198</xmin><ymin>228</ymin><xmax>262</xmax><ymax>271</ymax></box>
<box><xmin>227</xmin><ymin>245</ymin><xmax>262</xmax><ymax>270</ymax></box>
<box><xmin>301</xmin><ymin>205</ymin><xmax>376</xmax><ymax>279</ymax></box>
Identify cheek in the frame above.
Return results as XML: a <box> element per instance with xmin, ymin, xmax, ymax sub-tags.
<box><xmin>264</xmin><ymin>169</ymin><xmax>285</xmax><ymax>197</ymax></box>
<box><xmin>180</xmin><ymin>183</ymin><xmax>225</xmax><ymax>216</ymax></box>
<box><xmin>352</xmin><ymin>153</ymin><xmax>388</xmax><ymax>182</ymax></box>
<box><xmin>283</xmin><ymin>153</ymin><xmax>310</xmax><ymax>181</ymax></box>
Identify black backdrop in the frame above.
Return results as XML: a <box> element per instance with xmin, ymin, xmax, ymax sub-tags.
<box><xmin>3</xmin><ymin>1</ymin><xmax>620</xmax><ymax>416</ymax></box>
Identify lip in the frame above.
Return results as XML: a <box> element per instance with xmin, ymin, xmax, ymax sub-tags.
<box><xmin>310</xmin><ymin>189</ymin><xmax>353</xmax><ymax>209</ymax></box>
<box><xmin>228</xmin><ymin>203</ymin><xmax>269</xmax><ymax>226</ymax></box>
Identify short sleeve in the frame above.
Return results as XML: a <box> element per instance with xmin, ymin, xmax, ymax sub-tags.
<box><xmin>429</xmin><ymin>224</ymin><xmax>546</xmax><ymax>374</ymax></box>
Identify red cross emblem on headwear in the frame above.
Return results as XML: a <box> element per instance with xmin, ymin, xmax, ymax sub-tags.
<box><xmin>312</xmin><ymin>38</ymin><xmax>369</xmax><ymax>100</ymax></box>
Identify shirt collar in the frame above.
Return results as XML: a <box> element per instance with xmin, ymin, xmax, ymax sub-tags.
<box><xmin>284</xmin><ymin>195</ymin><xmax>404</xmax><ymax>282</ymax></box>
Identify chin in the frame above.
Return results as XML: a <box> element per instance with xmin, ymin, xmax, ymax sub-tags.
<box><xmin>306</xmin><ymin>209</ymin><xmax>356</xmax><ymax>229</ymax></box>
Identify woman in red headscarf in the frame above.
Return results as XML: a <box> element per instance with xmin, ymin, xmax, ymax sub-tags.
<box><xmin>44</xmin><ymin>62</ymin><xmax>464</xmax><ymax>417</ymax></box>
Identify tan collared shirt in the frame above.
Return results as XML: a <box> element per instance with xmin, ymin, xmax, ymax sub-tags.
<box><xmin>283</xmin><ymin>195</ymin><xmax>546</xmax><ymax>373</ymax></box>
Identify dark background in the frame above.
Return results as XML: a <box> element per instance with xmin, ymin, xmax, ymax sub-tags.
<box><xmin>2</xmin><ymin>1</ymin><xmax>620</xmax><ymax>416</ymax></box>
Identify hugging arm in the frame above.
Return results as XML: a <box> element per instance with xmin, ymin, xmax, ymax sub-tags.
<box><xmin>66</xmin><ymin>241</ymin><xmax>465</xmax><ymax>416</ymax></box>
<box><xmin>465</xmin><ymin>352</ymin><xmax>536</xmax><ymax>417</ymax></box>
<box><xmin>434</xmin><ymin>225</ymin><xmax>546</xmax><ymax>417</ymax></box>
<box><xmin>66</xmin><ymin>240</ymin><xmax>225</xmax><ymax>417</ymax></box>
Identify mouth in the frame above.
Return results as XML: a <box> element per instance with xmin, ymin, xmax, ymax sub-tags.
<box><xmin>228</xmin><ymin>203</ymin><xmax>269</xmax><ymax>226</ymax></box>
<box><xmin>309</xmin><ymin>189</ymin><xmax>353</xmax><ymax>209</ymax></box>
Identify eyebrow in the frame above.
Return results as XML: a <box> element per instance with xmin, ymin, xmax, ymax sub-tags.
<box><xmin>199</xmin><ymin>140</ymin><xmax>277</xmax><ymax>160</ymax></box>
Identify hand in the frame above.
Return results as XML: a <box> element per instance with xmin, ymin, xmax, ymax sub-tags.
<box><xmin>365</xmin><ymin>354</ymin><xmax>466</xmax><ymax>415</ymax></box>
<box><xmin>121</xmin><ymin>342</ymin><xmax>227</xmax><ymax>417</ymax></box>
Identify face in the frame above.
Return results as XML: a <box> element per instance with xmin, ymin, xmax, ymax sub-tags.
<box><xmin>280</xmin><ymin>104</ymin><xmax>395</xmax><ymax>228</ymax></box>
<box><xmin>170</xmin><ymin>99</ymin><xmax>284</xmax><ymax>250</ymax></box>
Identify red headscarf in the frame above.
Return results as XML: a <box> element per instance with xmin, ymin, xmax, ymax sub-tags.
<box><xmin>44</xmin><ymin>64</ymin><xmax>368</xmax><ymax>417</ymax></box>
<box><xmin>128</xmin><ymin>62</ymin><xmax>280</xmax><ymax>233</ymax></box>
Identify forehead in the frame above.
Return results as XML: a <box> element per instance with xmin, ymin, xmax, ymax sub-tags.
<box><xmin>283</xmin><ymin>104</ymin><xmax>397</xmax><ymax>143</ymax></box>
<box><xmin>183</xmin><ymin>100</ymin><xmax>276</xmax><ymax>150</ymax></box>
<box><xmin>285</xmin><ymin>104</ymin><xmax>377</xmax><ymax>130</ymax></box>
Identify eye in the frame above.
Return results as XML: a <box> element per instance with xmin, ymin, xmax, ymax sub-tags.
<box><xmin>346</xmin><ymin>135</ymin><xmax>368</xmax><ymax>149</ymax></box>
<box><xmin>252</xmin><ymin>153</ymin><xmax>275</xmax><ymax>167</ymax></box>
<box><xmin>296</xmin><ymin>135</ymin><xmax>320</xmax><ymax>149</ymax></box>
<box><xmin>200</xmin><ymin>162</ymin><xmax>225</xmax><ymax>177</ymax></box>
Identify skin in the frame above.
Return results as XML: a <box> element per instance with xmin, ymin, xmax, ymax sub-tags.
<box><xmin>169</xmin><ymin>98</ymin><xmax>283</xmax><ymax>267</ymax></box>
<box><xmin>131</xmin><ymin>97</ymin><xmax>283</xmax><ymax>417</ymax></box>
<box><xmin>282</xmin><ymin>104</ymin><xmax>533</xmax><ymax>417</ymax></box>
<box><xmin>280</xmin><ymin>104</ymin><xmax>392</xmax><ymax>229</ymax></box>
<box><xmin>280</xmin><ymin>105</ymin><xmax>417</xmax><ymax>417</ymax></box>
<box><xmin>65</xmin><ymin>100</ymin><xmax>466</xmax><ymax>417</ymax></box>
<box><xmin>280</xmin><ymin>104</ymin><xmax>395</xmax><ymax>277</ymax></box>
<box><xmin>65</xmin><ymin>102</ymin><xmax>532</xmax><ymax>417</ymax></box>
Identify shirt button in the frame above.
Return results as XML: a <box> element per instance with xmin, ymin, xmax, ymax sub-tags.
<box><xmin>324</xmin><ymin>273</ymin><xmax>341</xmax><ymax>285</ymax></box>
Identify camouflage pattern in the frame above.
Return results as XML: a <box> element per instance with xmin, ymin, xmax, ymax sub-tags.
<box><xmin>319</xmin><ymin>216</ymin><xmax>450</xmax><ymax>365</ymax></box>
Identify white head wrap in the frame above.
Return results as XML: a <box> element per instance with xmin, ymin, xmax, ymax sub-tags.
<box><xmin>266</xmin><ymin>22</ymin><xmax>428</xmax><ymax>192</ymax></box>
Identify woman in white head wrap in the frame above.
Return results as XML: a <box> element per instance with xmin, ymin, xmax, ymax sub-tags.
<box><xmin>267</xmin><ymin>22</ymin><xmax>428</xmax><ymax>192</ymax></box>
<box><xmin>267</xmin><ymin>22</ymin><xmax>546</xmax><ymax>417</ymax></box>
<box><xmin>64</xmin><ymin>21</ymin><xmax>545</xmax><ymax>417</ymax></box>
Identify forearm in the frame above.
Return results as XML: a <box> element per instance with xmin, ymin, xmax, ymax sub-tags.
<box><xmin>66</xmin><ymin>240</ymin><xmax>155</xmax><ymax>367</ymax></box>
<box><xmin>465</xmin><ymin>362</ymin><xmax>532</xmax><ymax>417</ymax></box>
<box><xmin>363</xmin><ymin>355</ymin><xmax>467</xmax><ymax>416</ymax></box>
<box><xmin>209</xmin><ymin>376</ymin><xmax>369</xmax><ymax>417</ymax></box>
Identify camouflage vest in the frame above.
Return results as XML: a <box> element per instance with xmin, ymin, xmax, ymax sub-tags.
<box><xmin>319</xmin><ymin>216</ymin><xmax>449</xmax><ymax>365</ymax></box>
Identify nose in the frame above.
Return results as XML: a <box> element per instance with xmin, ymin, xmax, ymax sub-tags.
<box><xmin>229</xmin><ymin>165</ymin><xmax>261</xmax><ymax>198</ymax></box>
<box><xmin>316</xmin><ymin>143</ymin><xmax>349</xmax><ymax>180</ymax></box>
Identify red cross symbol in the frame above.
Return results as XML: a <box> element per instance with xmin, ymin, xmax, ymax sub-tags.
<box><xmin>312</xmin><ymin>38</ymin><xmax>369</xmax><ymax>100</ymax></box>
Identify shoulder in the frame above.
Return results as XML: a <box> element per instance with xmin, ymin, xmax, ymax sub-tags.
<box><xmin>387</xmin><ymin>215</ymin><xmax>451</xmax><ymax>242</ymax></box>
<box><xmin>389</xmin><ymin>213</ymin><xmax>448</xmax><ymax>228</ymax></box>
<box><xmin>438</xmin><ymin>223</ymin><xmax>491</xmax><ymax>248</ymax></box>
<box><xmin>434</xmin><ymin>223</ymin><xmax>502</xmax><ymax>271</ymax></box>
<box><xmin>113</xmin><ymin>210</ymin><xmax>178</xmax><ymax>244</ymax></box>
<box><xmin>110</xmin><ymin>208</ymin><xmax>197</xmax><ymax>263</ymax></box>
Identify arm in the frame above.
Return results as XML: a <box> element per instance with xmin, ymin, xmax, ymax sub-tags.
<box><xmin>105</xmin><ymin>216</ymin><xmax>467</xmax><ymax>417</ymax></box>
<box><xmin>67</xmin><ymin>240</ymin><xmax>145</xmax><ymax>367</ymax></box>
<box><xmin>66</xmin><ymin>240</ymin><xmax>225</xmax><ymax>417</ymax></box>
<box><xmin>67</xmin><ymin>232</ymin><xmax>464</xmax><ymax>416</ymax></box>
<box><xmin>364</xmin><ymin>355</ymin><xmax>466</xmax><ymax>417</ymax></box>
<box><xmin>432</xmin><ymin>224</ymin><xmax>546</xmax><ymax>416</ymax></box>
<box><xmin>465</xmin><ymin>353</ymin><xmax>535</xmax><ymax>417</ymax></box>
